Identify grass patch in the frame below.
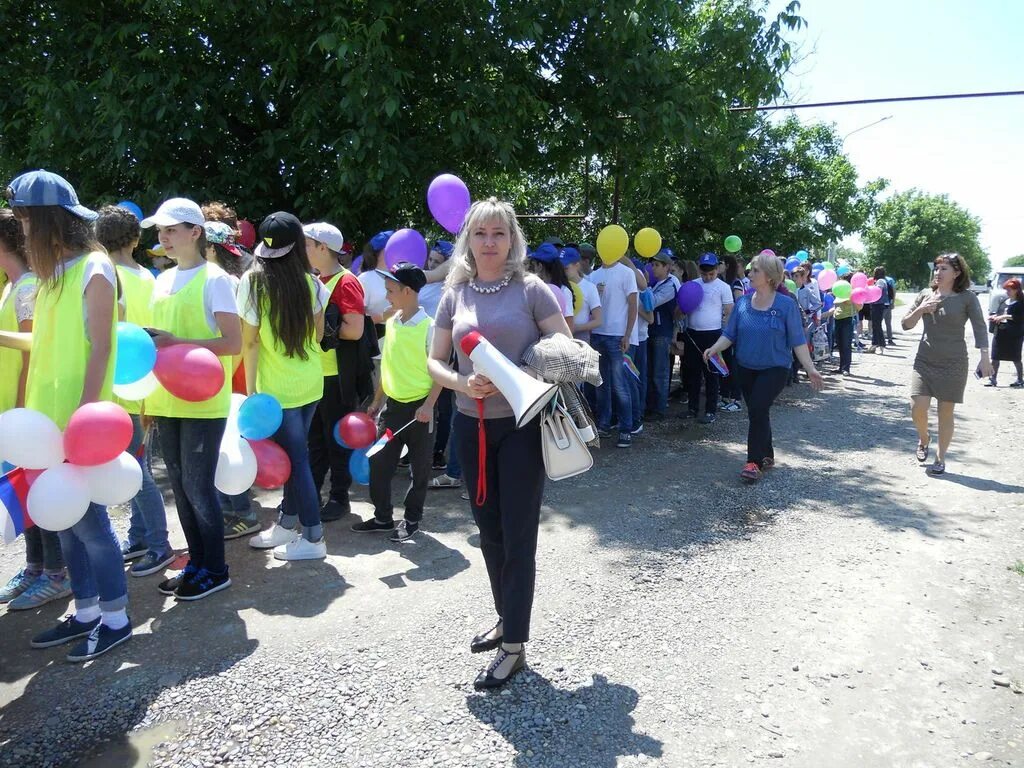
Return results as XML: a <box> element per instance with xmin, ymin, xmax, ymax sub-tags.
<box><xmin>1009</xmin><ymin>560</ymin><xmax>1024</xmax><ymax>576</ymax></box>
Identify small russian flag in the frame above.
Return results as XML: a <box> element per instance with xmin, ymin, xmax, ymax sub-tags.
<box><xmin>0</xmin><ymin>467</ymin><xmax>34</xmax><ymax>544</ymax></box>
<box><xmin>623</xmin><ymin>354</ymin><xmax>641</xmax><ymax>383</ymax></box>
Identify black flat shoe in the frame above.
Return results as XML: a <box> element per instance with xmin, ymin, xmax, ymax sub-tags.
<box><xmin>474</xmin><ymin>647</ymin><xmax>525</xmax><ymax>690</ymax></box>
<box><xmin>470</xmin><ymin>621</ymin><xmax>503</xmax><ymax>654</ymax></box>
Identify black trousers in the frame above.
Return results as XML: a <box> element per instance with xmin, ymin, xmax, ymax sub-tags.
<box><xmin>309</xmin><ymin>375</ymin><xmax>353</xmax><ymax>503</ymax></box>
<box><xmin>870</xmin><ymin>304</ymin><xmax>887</xmax><ymax>348</ymax></box>
<box><xmin>736</xmin><ymin>365</ymin><xmax>789</xmax><ymax>465</ymax></box>
<box><xmin>684</xmin><ymin>329</ymin><xmax>722</xmax><ymax>415</ymax></box>
<box><xmin>433</xmin><ymin>387</ymin><xmax>453</xmax><ymax>456</ymax></box>
<box><xmin>455</xmin><ymin>412</ymin><xmax>545</xmax><ymax>644</ymax></box>
<box><xmin>835</xmin><ymin>317</ymin><xmax>854</xmax><ymax>373</ymax></box>
<box><xmin>369</xmin><ymin>397</ymin><xmax>433</xmax><ymax>523</ymax></box>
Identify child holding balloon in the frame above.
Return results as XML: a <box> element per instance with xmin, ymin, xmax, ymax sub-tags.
<box><xmin>95</xmin><ymin>205</ymin><xmax>175</xmax><ymax>577</ymax></box>
<box><xmin>240</xmin><ymin>212</ymin><xmax>331</xmax><ymax>561</ymax></box>
<box><xmin>0</xmin><ymin>171</ymin><xmax>130</xmax><ymax>660</ymax></box>
<box><xmin>142</xmin><ymin>198</ymin><xmax>242</xmax><ymax>600</ymax></box>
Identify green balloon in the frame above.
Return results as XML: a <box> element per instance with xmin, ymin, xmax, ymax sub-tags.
<box><xmin>832</xmin><ymin>282</ymin><xmax>852</xmax><ymax>299</ymax></box>
<box><xmin>724</xmin><ymin>235</ymin><xmax>742</xmax><ymax>253</ymax></box>
<box><xmin>785</xmin><ymin>279</ymin><xmax>797</xmax><ymax>294</ymax></box>
<box><xmin>823</xmin><ymin>262</ymin><xmax>835</xmax><ymax>272</ymax></box>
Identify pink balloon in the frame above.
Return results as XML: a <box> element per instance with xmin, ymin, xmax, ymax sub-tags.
<box><xmin>249</xmin><ymin>439</ymin><xmax>291</xmax><ymax>489</ymax></box>
<box><xmin>383</xmin><ymin>228</ymin><xmax>428</xmax><ymax>269</ymax></box>
<box><xmin>850</xmin><ymin>287</ymin><xmax>870</xmax><ymax>305</ymax></box>
<box><xmin>545</xmin><ymin>283</ymin><xmax>567</xmax><ymax>314</ymax></box>
<box><xmin>851</xmin><ymin>272</ymin><xmax>868</xmax><ymax>289</ymax></box>
<box><xmin>759</xmin><ymin>249</ymin><xmax>776</xmax><ymax>257</ymax></box>
<box><xmin>427</xmin><ymin>174</ymin><xmax>471</xmax><ymax>234</ymax></box>
<box><xmin>64</xmin><ymin>402</ymin><xmax>133</xmax><ymax>467</ymax></box>
<box><xmin>865</xmin><ymin>285</ymin><xmax>884</xmax><ymax>303</ymax></box>
<box><xmin>818</xmin><ymin>270</ymin><xmax>837</xmax><ymax>291</ymax></box>
<box><xmin>153</xmin><ymin>344</ymin><xmax>225</xmax><ymax>402</ymax></box>
<box><xmin>867</xmin><ymin>277</ymin><xmax>875</xmax><ymax>286</ymax></box>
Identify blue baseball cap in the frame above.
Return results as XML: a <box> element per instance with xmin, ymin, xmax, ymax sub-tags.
<box><xmin>432</xmin><ymin>239</ymin><xmax>454</xmax><ymax>257</ymax></box>
<box><xmin>560</xmin><ymin>247</ymin><xmax>581</xmax><ymax>266</ymax></box>
<box><xmin>530</xmin><ymin>243</ymin><xmax>561</xmax><ymax>263</ymax></box>
<box><xmin>6</xmin><ymin>170</ymin><xmax>97</xmax><ymax>221</ymax></box>
<box><xmin>370</xmin><ymin>230</ymin><xmax>394</xmax><ymax>251</ymax></box>
<box><xmin>698</xmin><ymin>252</ymin><xmax>719</xmax><ymax>268</ymax></box>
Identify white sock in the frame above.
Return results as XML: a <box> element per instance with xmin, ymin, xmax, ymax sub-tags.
<box><xmin>75</xmin><ymin>604</ymin><xmax>100</xmax><ymax>623</ymax></box>
<box><xmin>101</xmin><ymin>608</ymin><xmax>129</xmax><ymax>630</ymax></box>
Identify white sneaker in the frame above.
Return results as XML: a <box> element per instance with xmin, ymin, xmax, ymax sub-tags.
<box><xmin>273</xmin><ymin>537</ymin><xmax>327</xmax><ymax>561</ymax></box>
<box><xmin>249</xmin><ymin>524</ymin><xmax>298</xmax><ymax>550</ymax></box>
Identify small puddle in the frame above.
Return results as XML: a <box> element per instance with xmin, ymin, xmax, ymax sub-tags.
<box><xmin>78</xmin><ymin>720</ymin><xmax>182</xmax><ymax>768</ymax></box>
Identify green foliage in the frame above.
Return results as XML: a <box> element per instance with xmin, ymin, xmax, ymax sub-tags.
<box><xmin>833</xmin><ymin>244</ymin><xmax>867</xmax><ymax>270</ymax></box>
<box><xmin>1004</xmin><ymin>255</ymin><xmax>1024</xmax><ymax>268</ymax></box>
<box><xmin>863</xmin><ymin>190</ymin><xmax>991</xmax><ymax>284</ymax></box>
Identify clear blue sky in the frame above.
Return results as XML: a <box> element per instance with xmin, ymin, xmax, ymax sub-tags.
<box><xmin>768</xmin><ymin>0</ymin><xmax>1024</xmax><ymax>271</ymax></box>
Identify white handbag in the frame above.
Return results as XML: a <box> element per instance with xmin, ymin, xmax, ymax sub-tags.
<box><xmin>540</xmin><ymin>395</ymin><xmax>593</xmax><ymax>481</ymax></box>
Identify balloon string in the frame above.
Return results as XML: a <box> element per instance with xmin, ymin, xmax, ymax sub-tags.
<box><xmin>475</xmin><ymin>398</ymin><xmax>487</xmax><ymax>507</ymax></box>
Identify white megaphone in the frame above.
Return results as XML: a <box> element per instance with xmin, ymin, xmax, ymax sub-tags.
<box><xmin>460</xmin><ymin>330</ymin><xmax>558</xmax><ymax>428</ymax></box>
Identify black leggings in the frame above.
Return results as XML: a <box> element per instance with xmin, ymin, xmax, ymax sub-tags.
<box><xmin>736</xmin><ymin>366</ymin><xmax>790</xmax><ymax>465</ymax></box>
<box><xmin>455</xmin><ymin>412</ymin><xmax>545</xmax><ymax>644</ymax></box>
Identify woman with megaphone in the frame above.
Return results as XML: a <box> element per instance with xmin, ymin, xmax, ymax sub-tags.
<box><xmin>430</xmin><ymin>198</ymin><xmax>570</xmax><ymax>690</ymax></box>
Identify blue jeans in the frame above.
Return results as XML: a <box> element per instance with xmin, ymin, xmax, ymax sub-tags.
<box><xmin>274</xmin><ymin>402</ymin><xmax>322</xmax><ymax>541</ymax></box>
<box><xmin>629</xmin><ymin>341</ymin><xmax>647</xmax><ymax>428</ymax></box>
<box><xmin>157</xmin><ymin>417</ymin><xmax>227</xmax><ymax>574</ymax></box>
<box><xmin>24</xmin><ymin>526</ymin><xmax>64</xmax><ymax>572</ymax></box>
<box><xmin>126</xmin><ymin>415</ymin><xmax>171</xmax><ymax>557</ymax></box>
<box><xmin>592</xmin><ymin>334</ymin><xmax>633</xmax><ymax>434</ymax></box>
<box><xmin>58</xmin><ymin>503</ymin><xmax>128</xmax><ymax>611</ymax></box>
<box><xmin>648</xmin><ymin>335</ymin><xmax>671</xmax><ymax>414</ymax></box>
<box><xmin>217</xmin><ymin>489</ymin><xmax>253</xmax><ymax>519</ymax></box>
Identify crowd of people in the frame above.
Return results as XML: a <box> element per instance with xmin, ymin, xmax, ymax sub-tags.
<box><xmin>0</xmin><ymin>170</ymin><xmax>1016</xmax><ymax>687</ymax></box>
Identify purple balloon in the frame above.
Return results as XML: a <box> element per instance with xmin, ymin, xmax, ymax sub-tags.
<box><xmin>383</xmin><ymin>228</ymin><xmax>428</xmax><ymax>269</ymax></box>
<box><xmin>427</xmin><ymin>174</ymin><xmax>471</xmax><ymax>234</ymax></box>
<box><xmin>350</xmin><ymin>255</ymin><xmax>363</xmax><ymax>274</ymax></box>
<box><xmin>676</xmin><ymin>280</ymin><xmax>704</xmax><ymax>313</ymax></box>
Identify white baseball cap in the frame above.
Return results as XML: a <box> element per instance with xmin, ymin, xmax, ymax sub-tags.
<box><xmin>302</xmin><ymin>222</ymin><xmax>344</xmax><ymax>252</ymax></box>
<box><xmin>140</xmin><ymin>198</ymin><xmax>205</xmax><ymax>229</ymax></box>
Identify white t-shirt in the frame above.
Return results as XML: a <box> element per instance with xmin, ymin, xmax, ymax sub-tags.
<box><xmin>154</xmin><ymin>262</ymin><xmax>239</xmax><ymax>333</ymax></box>
<box><xmin>587</xmin><ymin>263</ymin><xmax>638</xmax><ymax>338</ymax></box>
<box><xmin>573</xmin><ymin>278</ymin><xmax>602</xmax><ymax>329</ymax></box>
<box><xmin>418</xmin><ymin>282</ymin><xmax>444</xmax><ymax>318</ymax></box>
<box><xmin>4</xmin><ymin>272</ymin><xmax>37</xmax><ymax>323</ymax></box>
<box><xmin>235</xmin><ymin>272</ymin><xmax>330</xmax><ymax>327</ymax></box>
<box><xmin>688</xmin><ymin>277</ymin><xmax>735</xmax><ymax>331</ymax></box>
<box><xmin>359</xmin><ymin>270</ymin><xmax>390</xmax><ymax>318</ymax></box>
<box><xmin>559</xmin><ymin>285</ymin><xmax>574</xmax><ymax>319</ymax></box>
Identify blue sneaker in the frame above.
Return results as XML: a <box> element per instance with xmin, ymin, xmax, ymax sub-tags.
<box><xmin>0</xmin><ymin>568</ymin><xmax>38</xmax><ymax>603</ymax></box>
<box><xmin>66</xmin><ymin>620</ymin><xmax>132</xmax><ymax>662</ymax></box>
<box><xmin>30</xmin><ymin>614</ymin><xmax>101</xmax><ymax>649</ymax></box>
<box><xmin>158</xmin><ymin>562</ymin><xmax>198</xmax><ymax>595</ymax></box>
<box><xmin>8</xmin><ymin>573</ymin><xmax>72</xmax><ymax>611</ymax></box>
<box><xmin>129</xmin><ymin>551</ymin><xmax>176</xmax><ymax>578</ymax></box>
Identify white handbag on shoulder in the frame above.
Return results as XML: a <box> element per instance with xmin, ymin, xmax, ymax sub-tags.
<box><xmin>539</xmin><ymin>395</ymin><xmax>593</xmax><ymax>481</ymax></box>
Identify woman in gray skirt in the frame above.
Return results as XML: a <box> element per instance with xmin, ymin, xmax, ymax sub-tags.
<box><xmin>901</xmin><ymin>253</ymin><xmax>991</xmax><ymax>475</ymax></box>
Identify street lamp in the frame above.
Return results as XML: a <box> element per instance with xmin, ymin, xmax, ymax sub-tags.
<box><xmin>843</xmin><ymin>115</ymin><xmax>893</xmax><ymax>141</ymax></box>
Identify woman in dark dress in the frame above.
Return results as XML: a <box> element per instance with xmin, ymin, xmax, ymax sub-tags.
<box><xmin>988</xmin><ymin>278</ymin><xmax>1024</xmax><ymax>388</ymax></box>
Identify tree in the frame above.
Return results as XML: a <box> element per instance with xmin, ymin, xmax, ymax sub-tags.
<box><xmin>1004</xmin><ymin>255</ymin><xmax>1024</xmax><ymax>268</ymax></box>
<box><xmin>863</xmin><ymin>190</ymin><xmax>990</xmax><ymax>284</ymax></box>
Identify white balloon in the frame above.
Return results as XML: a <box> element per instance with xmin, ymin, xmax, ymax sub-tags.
<box><xmin>112</xmin><ymin>371</ymin><xmax>159</xmax><ymax>401</ymax></box>
<box><xmin>225</xmin><ymin>393</ymin><xmax>247</xmax><ymax>437</ymax></box>
<box><xmin>81</xmin><ymin>452</ymin><xmax>143</xmax><ymax>505</ymax></box>
<box><xmin>0</xmin><ymin>408</ymin><xmax>65</xmax><ymax>469</ymax></box>
<box><xmin>27</xmin><ymin>465</ymin><xmax>91</xmax><ymax>531</ymax></box>
<box><xmin>214</xmin><ymin>434</ymin><xmax>257</xmax><ymax>495</ymax></box>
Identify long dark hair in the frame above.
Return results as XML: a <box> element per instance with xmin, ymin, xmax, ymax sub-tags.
<box><xmin>723</xmin><ymin>255</ymin><xmax>741</xmax><ymax>284</ymax></box>
<box><xmin>930</xmin><ymin>253</ymin><xmax>971</xmax><ymax>293</ymax></box>
<box><xmin>0</xmin><ymin>209</ymin><xmax>27</xmax><ymax>267</ymax></box>
<box><xmin>247</xmin><ymin>238</ymin><xmax>316</xmax><ymax>359</ymax></box>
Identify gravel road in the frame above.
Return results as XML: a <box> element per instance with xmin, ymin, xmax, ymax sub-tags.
<box><xmin>1</xmin><ymin>300</ymin><xmax>1021</xmax><ymax>767</ymax></box>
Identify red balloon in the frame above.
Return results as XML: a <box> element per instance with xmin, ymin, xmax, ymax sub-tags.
<box><xmin>153</xmin><ymin>344</ymin><xmax>225</xmax><ymax>402</ymax></box>
<box><xmin>336</xmin><ymin>413</ymin><xmax>377</xmax><ymax>450</ymax></box>
<box><xmin>248</xmin><ymin>439</ymin><xmax>291</xmax><ymax>489</ymax></box>
<box><xmin>64</xmin><ymin>402</ymin><xmax>133</xmax><ymax>466</ymax></box>
<box><xmin>237</xmin><ymin>220</ymin><xmax>256</xmax><ymax>250</ymax></box>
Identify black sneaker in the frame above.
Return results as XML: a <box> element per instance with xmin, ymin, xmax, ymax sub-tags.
<box><xmin>121</xmin><ymin>541</ymin><xmax>147</xmax><ymax>562</ymax></box>
<box><xmin>616</xmin><ymin>433</ymin><xmax>632</xmax><ymax>448</ymax></box>
<box><xmin>66</xmin><ymin>621</ymin><xmax>132</xmax><ymax>662</ymax></box>
<box><xmin>680</xmin><ymin>411</ymin><xmax>698</xmax><ymax>420</ymax></box>
<box><xmin>698</xmin><ymin>413</ymin><xmax>717</xmax><ymax>425</ymax></box>
<box><xmin>223</xmin><ymin>515</ymin><xmax>260</xmax><ymax>540</ymax></box>
<box><xmin>432</xmin><ymin>452</ymin><xmax>447</xmax><ymax>470</ymax></box>
<box><xmin>597</xmin><ymin>428</ymin><xmax>612</xmax><ymax>439</ymax></box>
<box><xmin>158</xmin><ymin>563</ymin><xmax>198</xmax><ymax>595</ymax></box>
<box><xmin>174</xmin><ymin>567</ymin><xmax>231</xmax><ymax>601</ymax></box>
<box><xmin>351</xmin><ymin>518</ymin><xmax>396</xmax><ymax>533</ymax></box>
<box><xmin>320</xmin><ymin>498</ymin><xmax>351</xmax><ymax>522</ymax></box>
<box><xmin>645</xmin><ymin>412</ymin><xmax>665</xmax><ymax>422</ymax></box>
<box><xmin>31</xmin><ymin>615</ymin><xmax>101</xmax><ymax>649</ymax></box>
<box><xmin>389</xmin><ymin>521</ymin><xmax>419</xmax><ymax>542</ymax></box>
<box><xmin>630</xmin><ymin>423</ymin><xmax>644</xmax><ymax>436</ymax></box>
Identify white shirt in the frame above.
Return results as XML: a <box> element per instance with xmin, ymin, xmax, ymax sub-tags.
<box><xmin>236</xmin><ymin>272</ymin><xmax>330</xmax><ymax>327</ymax></box>
<box><xmin>573</xmin><ymin>278</ymin><xmax>602</xmax><ymax>329</ymax></box>
<box><xmin>418</xmin><ymin>282</ymin><xmax>444</xmax><ymax>318</ymax></box>
<box><xmin>587</xmin><ymin>263</ymin><xmax>638</xmax><ymax>338</ymax></box>
<box><xmin>359</xmin><ymin>270</ymin><xmax>390</xmax><ymax>318</ymax></box>
<box><xmin>560</xmin><ymin>285</ymin><xmax>574</xmax><ymax>318</ymax></box>
<box><xmin>688</xmin><ymin>277</ymin><xmax>734</xmax><ymax>331</ymax></box>
<box><xmin>154</xmin><ymin>262</ymin><xmax>239</xmax><ymax>333</ymax></box>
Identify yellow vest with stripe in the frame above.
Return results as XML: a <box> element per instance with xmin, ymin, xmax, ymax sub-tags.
<box><xmin>380</xmin><ymin>312</ymin><xmax>433</xmax><ymax>403</ymax></box>
<box><xmin>114</xmin><ymin>264</ymin><xmax>157</xmax><ymax>415</ymax></box>
<box><xmin>25</xmin><ymin>254</ymin><xmax>116</xmax><ymax>430</ymax></box>
<box><xmin>253</xmin><ymin>274</ymin><xmax>324</xmax><ymax>408</ymax></box>
<box><xmin>318</xmin><ymin>270</ymin><xmax>346</xmax><ymax>377</ymax></box>
<box><xmin>146</xmin><ymin>263</ymin><xmax>232</xmax><ymax>418</ymax></box>
<box><xmin>0</xmin><ymin>274</ymin><xmax>37</xmax><ymax>413</ymax></box>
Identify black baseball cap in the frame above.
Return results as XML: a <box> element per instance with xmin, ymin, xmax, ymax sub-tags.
<box><xmin>376</xmin><ymin>262</ymin><xmax>427</xmax><ymax>292</ymax></box>
<box><xmin>255</xmin><ymin>211</ymin><xmax>303</xmax><ymax>259</ymax></box>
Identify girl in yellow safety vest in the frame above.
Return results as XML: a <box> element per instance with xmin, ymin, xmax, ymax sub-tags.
<box><xmin>141</xmin><ymin>199</ymin><xmax>241</xmax><ymax>601</ymax></box>
<box><xmin>240</xmin><ymin>212</ymin><xmax>330</xmax><ymax>561</ymax></box>
<box><xmin>0</xmin><ymin>171</ymin><xmax>130</xmax><ymax>661</ymax></box>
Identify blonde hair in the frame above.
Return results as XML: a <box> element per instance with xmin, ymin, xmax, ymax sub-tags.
<box><xmin>751</xmin><ymin>251</ymin><xmax>784</xmax><ymax>289</ymax></box>
<box><xmin>445</xmin><ymin>198</ymin><xmax>528</xmax><ymax>289</ymax></box>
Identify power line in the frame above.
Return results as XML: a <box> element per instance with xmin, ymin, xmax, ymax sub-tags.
<box><xmin>731</xmin><ymin>89</ymin><xmax>1024</xmax><ymax>112</ymax></box>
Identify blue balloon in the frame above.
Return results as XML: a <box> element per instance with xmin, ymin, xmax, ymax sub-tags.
<box><xmin>117</xmin><ymin>201</ymin><xmax>144</xmax><ymax>221</ymax></box>
<box><xmin>349</xmin><ymin>448</ymin><xmax>370</xmax><ymax>485</ymax></box>
<box><xmin>823</xmin><ymin>294</ymin><xmax>835</xmax><ymax>311</ymax></box>
<box><xmin>785</xmin><ymin>256</ymin><xmax>802</xmax><ymax>272</ymax></box>
<box><xmin>238</xmin><ymin>394</ymin><xmax>283</xmax><ymax>440</ymax></box>
<box><xmin>836</xmin><ymin>265</ymin><xmax>852</xmax><ymax>277</ymax></box>
<box><xmin>333</xmin><ymin>419</ymin><xmax>351</xmax><ymax>449</ymax></box>
<box><xmin>114</xmin><ymin>322</ymin><xmax>158</xmax><ymax>385</ymax></box>
<box><xmin>812</xmin><ymin>263</ymin><xmax>825</xmax><ymax>276</ymax></box>
<box><xmin>795</xmin><ymin>249</ymin><xmax>809</xmax><ymax>261</ymax></box>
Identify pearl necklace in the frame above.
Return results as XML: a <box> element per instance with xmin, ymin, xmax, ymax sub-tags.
<box><xmin>469</xmin><ymin>274</ymin><xmax>512</xmax><ymax>294</ymax></box>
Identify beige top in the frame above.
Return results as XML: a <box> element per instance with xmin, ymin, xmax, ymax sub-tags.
<box><xmin>909</xmin><ymin>289</ymin><xmax>988</xmax><ymax>361</ymax></box>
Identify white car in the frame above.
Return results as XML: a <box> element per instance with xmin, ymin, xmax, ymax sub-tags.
<box><xmin>989</xmin><ymin>266</ymin><xmax>1024</xmax><ymax>313</ymax></box>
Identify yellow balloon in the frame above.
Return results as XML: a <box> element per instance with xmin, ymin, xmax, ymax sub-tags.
<box><xmin>597</xmin><ymin>225</ymin><xmax>629</xmax><ymax>265</ymax></box>
<box><xmin>634</xmin><ymin>228</ymin><xmax>662</xmax><ymax>259</ymax></box>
